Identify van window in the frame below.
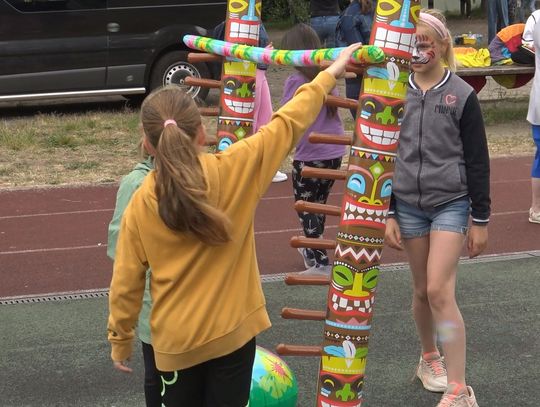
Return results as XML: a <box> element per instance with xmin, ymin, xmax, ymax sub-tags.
<box><xmin>5</xmin><ymin>0</ymin><xmax>105</xmax><ymax>12</ymax></box>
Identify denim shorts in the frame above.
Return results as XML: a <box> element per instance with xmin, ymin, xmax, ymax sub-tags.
<box><xmin>395</xmin><ymin>197</ymin><xmax>471</xmax><ymax>238</ymax></box>
<box><xmin>532</xmin><ymin>124</ymin><xmax>540</xmax><ymax>178</ymax></box>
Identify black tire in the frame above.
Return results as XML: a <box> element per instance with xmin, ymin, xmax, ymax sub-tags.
<box><xmin>149</xmin><ymin>50</ymin><xmax>210</xmax><ymax>101</ymax></box>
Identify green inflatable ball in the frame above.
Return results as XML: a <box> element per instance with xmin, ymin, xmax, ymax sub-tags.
<box><xmin>249</xmin><ymin>346</ymin><xmax>298</xmax><ymax>406</ymax></box>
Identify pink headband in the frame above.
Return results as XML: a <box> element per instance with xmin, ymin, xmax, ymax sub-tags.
<box><xmin>163</xmin><ymin>119</ymin><xmax>177</xmax><ymax>127</ymax></box>
<box><xmin>419</xmin><ymin>12</ymin><xmax>448</xmax><ymax>39</ymax></box>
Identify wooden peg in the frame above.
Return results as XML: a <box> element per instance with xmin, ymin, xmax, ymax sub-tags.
<box><xmin>301</xmin><ymin>166</ymin><xmax>347</xmax><ymax>180</ymax></box>
<box><xmin>290</xmin><ymin>236</ymin><xmax>336</xmax><ymax>250</ymax></box>
<box><xmin>285</xmin><ymin>273</ymin><xmax>330</xmax><ymax>285</ymax></box>
<box><xmin>309</xmin><ymin>132</ymin><xmax>353</xmax><ymax>145</ymax></box>
<box><xmin>276</xmin><ymin>344</ymin><xmax>322</xmax><ymax>356</ymax></box>
<box><xmin>294</xmin><ymin>200</ymin><xmax>340</xmax><ymax>216</ymax></box>
<box><xmin>326</xmin><ymin>95</ymin><xmax>358</xmax><ymax>110</ymax></box>
<box><xmin>199</xmin><ymin>107</ymin><xmax>219</xmax><ymax>116</ymax></box>
<box><xmin>319</xmin><ymin>61</ymin><xmax>365</xmax><ymax>75</ymax></box>
<box><xmin>187</xmin><ymin>52</ymin><xmax>223</xmax><ymax>64</ymax></box>
<box><xmin>185</xmin><ymin>77</ymin><xmax>221</xmax><ymax>89</ymax></box>
<box><xmin>281</xmin><ymin>307</ymin><xmax>326</xmax><ymax>320</ymax></box>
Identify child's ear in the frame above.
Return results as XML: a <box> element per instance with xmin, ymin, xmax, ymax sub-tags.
<box><xmin>142</xmin><ymin>135</ymin><xmax>156</xmax><ymax>156</ymax></box>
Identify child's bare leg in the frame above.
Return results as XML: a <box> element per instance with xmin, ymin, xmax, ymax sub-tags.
<box><xmin>427</xmin><ymin>230</ymin><xmax>467</xmax><ymax>388</ymax></box>
<box><xmin>403</xmin><ymin>236</ymin><xmax>438</xmax><ymax>354</ymax></box>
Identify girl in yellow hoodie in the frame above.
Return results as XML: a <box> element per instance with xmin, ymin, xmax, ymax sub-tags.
<box><xmin>107</xmin><ymin>43</ymin><xmax>361</xmax><ymax>406</ymax></box>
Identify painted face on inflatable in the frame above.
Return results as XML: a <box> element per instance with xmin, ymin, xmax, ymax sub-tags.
<box><xmin>225</xmin><ymin>0</ymin><xmax>262</xmax><ymax>46</ymax></box>
<box><xmin>319</xmin><ymin>373</ymin><xmax>364</xmax><ymax>406</ymax></box>
<box><xmin>342</xmin><ymin>162</ymin><xmax>393</xmax><ymax>227</ymax></box>
<box><xmin>217</xmin><ymin>61</ymin><xmax>256</xmax><ymax>151</ymax></box>
<box><xmin>327</xmin><ymin>262</ymin><xmax>379</xmax><ymax>322</ymax></box>
<box><xmin>356</xmin><ymin>94</ymin><xmax>404</xmax><ymax>151</ymax></box>
<box><xmin>221</xmin><ymin>74</ymin><xmax>256</xmax><ymax>117</ymax></box>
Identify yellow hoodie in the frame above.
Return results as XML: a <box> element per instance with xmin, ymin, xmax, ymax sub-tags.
<box><xmin>108</xmin><ymin>71</ymin><xmax>337</xmax><ymax>372</ymax></box>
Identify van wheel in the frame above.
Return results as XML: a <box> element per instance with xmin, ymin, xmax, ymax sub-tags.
<box><xmin>150</xmin><ymin>51</ymin><xmax>210</xmax><ymax>101</ymax></box>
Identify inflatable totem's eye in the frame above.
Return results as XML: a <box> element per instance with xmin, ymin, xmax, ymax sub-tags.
<box><xmin>377</xmin><ymin>0</ymin><xmax>400</xmax><ymax>16</ymax></box>
<box><xmin>255</xmin><ymin>0</ymin><xmax>262</xmax><ymax>16</ymax></box>
<box><xmin>229</xmin><ymin>0</ymin><xmax>248</xmax><ymax>13</ymax></box>
<box><xmin>363</xmin><ymin>268</ymin><xmax>379</xmax><ymax>290</ymax></box>
<box><xmin>333</xmin><ymin>264</ymin><xmax>354</xmax><ymax>287</ymax></box>
<box><xmin>381</xmin><ymin>179</ymin><xmax>392</xmax><ymax>198</ymax></box>
<box><xmin>347</xmin><ymin>174</ymin><xmax>366</xmax><ymax>195</ymax></box>
<box><xmin>218</xmin><ymin>138</ymin><xmax>233</xmax><ymax>151</ymax></box>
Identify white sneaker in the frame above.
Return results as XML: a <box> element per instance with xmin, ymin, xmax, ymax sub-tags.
<box><xmin>437</xmin><ymin>386</ymin><xmax>479</xmax><ymax>407</ymax></box>
<box><xmin>416</xmin><ymin>353</ymin><xmax>447</xmax><ymax>392</ymax></box>
<box><xmin>297</xmin><ymin>248</ymin><xmax>316</xmax><ymax>269</ymax></box>
<box><xmin>272</xmin><ymin>171</ymin><xmax>288</xmax><ymax>183</ymax></box>
<box><xmin>529</xmin><ymin>208</ymin><xmax>540</xmax><ymax>224</ymax></box>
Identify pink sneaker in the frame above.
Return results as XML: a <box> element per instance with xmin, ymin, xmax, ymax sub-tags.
<box><xmin>437</xmin><ymin>386</ymin><xmax>479</xmax><ymax>407</ymax></box>
<box><xmin>416</xmin><ymin>353</ymin><xmax>447</xmax><ymax>392</ymax></box>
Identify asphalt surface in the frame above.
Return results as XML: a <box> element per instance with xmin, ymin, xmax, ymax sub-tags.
<box><xmin>1</xmin><ymin>253</ymin><xmax>539</xmax><ymax>406</ymax></box>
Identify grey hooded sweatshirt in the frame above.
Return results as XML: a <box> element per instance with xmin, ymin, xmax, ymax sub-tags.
<box><xmin>391</xmin><ymin>70</ymin><xmax>491</xmax><ymax>225</ymax></box>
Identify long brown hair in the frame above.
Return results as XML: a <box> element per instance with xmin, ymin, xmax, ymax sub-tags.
<box><xmin>280</xmin><ymin>23</ymin><xmax>337</xmax><ymax>116</ymax></box>
<box><xmin>141</xmin><ymin>86</ymin><xmax>231</xmax><ymax>245</ymax></box>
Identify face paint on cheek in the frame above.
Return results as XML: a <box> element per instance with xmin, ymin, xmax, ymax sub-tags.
<box><xmin>412</xmin><ymin>33</ymin><xmax>437</xmax><ymax>65</ymax></box>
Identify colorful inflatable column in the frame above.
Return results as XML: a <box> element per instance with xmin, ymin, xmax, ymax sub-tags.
<box><xmin>217</xmin><ymin>0</ymin><xmax>261</xmax><ymax>151</ymax></box>
<box><xmin>316</xmin><ymin>1</ymin><xmax>420</xmax><ymax>406</ymax></box>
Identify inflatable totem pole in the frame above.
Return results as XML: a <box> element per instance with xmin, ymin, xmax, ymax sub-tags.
<box><xmin>184</xmin><ymin>0</ymin><xmax>419</xmax><ymax>405</ymax></box>
<box><xmin>314</xmin><ymin>1</ymin><xmax>419</xmax><ymax>405</ymax></box>
<box><xmin>216</xmin><ymin>0</ymin><xmax>261</xmax><ymax>151</ymax></box>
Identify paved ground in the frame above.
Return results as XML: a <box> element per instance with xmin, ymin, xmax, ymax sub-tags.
<box><xmin>1</xmin><ymin>254</ymin><xmax>538</xmax><ymax>406</ymax></box>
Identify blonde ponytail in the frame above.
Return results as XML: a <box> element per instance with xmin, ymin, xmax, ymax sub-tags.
<box><xmin>141</xmin><ymin>86</ymin><xmax>231</xmax><ymax>245</ymax></box>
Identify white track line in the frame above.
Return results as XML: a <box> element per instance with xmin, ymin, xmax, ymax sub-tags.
<box><xmin>0</xmin><ymin>208</ymin><xmax>113</xmax><ymax>220</ymax></box>
<box><xmin>0</xmin><ymin>208</ymin><xmax>533</xmax><ymax>255</ymax></box>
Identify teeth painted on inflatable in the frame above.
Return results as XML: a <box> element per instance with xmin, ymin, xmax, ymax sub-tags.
<box><xmin>373</xmin><ymin>27</ymin><xmax>414</xmax><ymax>54</ymax></box>
<box><xmin>331</xmin><ymin>293</ymin><xmax>373</xmax><ymax>314</ymax></box>
<box><xmin>224</xmin><ymin>99</ymin><xmax>255</xmax><ymax>114</ymax></box>
<box><xmin>359</xmin><ymin>123</ymin><xmax>399</xmax><ymax>146</ymax></box>
<box><xmin>229</xmin><ymin>21</ymin><xmax>259</xmax><ymax>40</ymax></box>
<box><xmin>321</xmin><ymin>402</ymin><xmax>362</xmax><ymax>407</ymax></box>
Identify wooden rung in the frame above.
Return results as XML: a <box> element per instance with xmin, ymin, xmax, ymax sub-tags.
<box><xmin>188</xmin><ymin>52</ymin><xmax>223</xmax><ymax>63</ymax></box>
<box><xmin>295</xmin><ymin>200</ymin><xmax>340</xmax><ymax>216</ymax></box>
<box><xmin>309</xmin><ymin>132</ymin><xmax>353</xmax><ymax>145</ymax></box>
<box><xmin>301</xmin><ymin>167</ymin><xmax>347</xmax><ymax>180</ymax></box>
<box><xmin>285</xmin><ymin>273</ymin><xmax>330</xmax><ymax>285</ymax></box>
<box><xmin>326</xmin><ymin>95</ymin><xmax>358</xmax><ymax>110</ymax></box>
<box><xmin>276</xmin><ymin>344</ymin><xmax>322</xmax><ymax>356</ymax></box>
<box><xmin>282</xmin><ymin>307</ymin><xmax>326</xmax><ymax>320</ymax></box>
<box><xmin>185</xmin><ymin>77</ymin><xmax>221</xmax><ymax>88</ymax></box>
<box><xmin>319</xmin><ymin>61</ymin><xmax>365</xmax><ymax>75</ymax></box>
<box><xmin>199</xmin><ymin>107</ymin><xmax>219</xmax><ymax>116</ymax></box>
<box><xmin>290</xmin><ymin>236</ymin><xmax>336</xmax><ymax>250</ymax></box>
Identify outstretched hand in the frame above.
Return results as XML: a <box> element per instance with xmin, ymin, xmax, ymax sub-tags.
<box><xmin>324</xmin><ymin>42</ymin><xmax>364</xmax><ymax>79</ymax></box>
<box><xmin>113</xmin><ymin>359</ymin><xmax>133</xmax><ymax>374</ymax></box>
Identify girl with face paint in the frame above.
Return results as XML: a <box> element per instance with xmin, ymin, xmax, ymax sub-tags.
<box><xmin>385</xmin><ymin>9</ymin><xmax>490</xmax><ymax>407</ymax></box>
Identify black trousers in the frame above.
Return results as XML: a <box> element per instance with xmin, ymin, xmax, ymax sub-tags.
<box><xmin>292</xmin><ymin>158</ymin><xmax>342</xmax><ymax>265</ymax></box>
<box><xmin>141</xmin><ymin>342</ymin><xmax>162</xmax><ymax>407</ymax></box>
<box><xmin>159</xmin><ymin>337</ymin><xmax>256</xmax><ymax>407</ymax></box>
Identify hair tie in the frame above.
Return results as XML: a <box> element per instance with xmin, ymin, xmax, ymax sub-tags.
<box><xmin>163</xmin><ymin>119</ymin><xmax>177</xmax><ymax>128</ymax></box>
<box><xmin>419</xmin><ymin>12</ymin><xmax>449</xmax><ymax>39</ymax></box>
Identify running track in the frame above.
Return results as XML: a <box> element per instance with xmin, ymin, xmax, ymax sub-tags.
<box><xmin>1</xmin><ymin>156</ymin><xmax>538</xmax><ymax>298</ymax></box>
